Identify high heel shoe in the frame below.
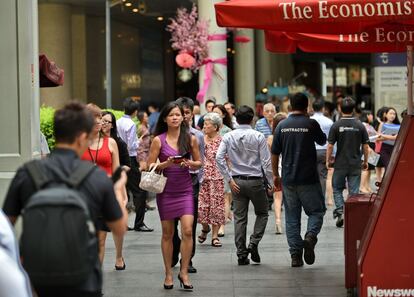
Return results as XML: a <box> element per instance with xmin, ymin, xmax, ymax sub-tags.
<box><xmin>164</xmin><ymin>275</ymin><xmax>174</xmax><ymax>289</ymax></box>
<box><xmin>163</xmin><ymin>284</ymin><xmax>174</xmax><ymax>290</ymax></box>
<box><xmin>178</xmin><ymin>274</ymin><xmax>193</xmax><ymax>290</ymax></box>
<box><xmin>275</xmin><ymin>222</ymin><xmax>283</xmax><ymax>234</ymax></box>
<box><xmin>115</xmin><ymin>258</ymin><xmax>126</xmax><ymax>270</ymax></box>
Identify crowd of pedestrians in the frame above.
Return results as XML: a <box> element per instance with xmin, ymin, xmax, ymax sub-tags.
<box><xmin>1</xmin><ymin>92</ymin><xmax>403</xmax><ymax>296</ymax></box>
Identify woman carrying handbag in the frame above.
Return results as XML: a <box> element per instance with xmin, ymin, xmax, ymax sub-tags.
<box><xmin>147</xmin><ymin>102</ymin><xmax>202</xmax><ymax>291</ymax></box>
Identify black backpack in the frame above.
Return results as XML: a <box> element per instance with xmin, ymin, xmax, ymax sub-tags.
<box><xmin>21</xmin><ymin>160</ymin><xmax>98</xmax><ymax>287</ymax></box>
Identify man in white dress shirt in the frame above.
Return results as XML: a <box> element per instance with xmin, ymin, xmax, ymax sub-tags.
<box><xmin>117</xmin><ymin>97</ymin><xmax>153</xmax><ymax>232</ymax></box>
<box><xmin>310</xmin><ymin>99</ymin><xmax>333</xmax><ymax>198</ymax></box>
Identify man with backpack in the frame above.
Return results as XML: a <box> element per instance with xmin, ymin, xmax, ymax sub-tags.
<box><xmin>3</xmin><ymin>102</ymin><xmax>127</xmax><ymax>297</ymax></box>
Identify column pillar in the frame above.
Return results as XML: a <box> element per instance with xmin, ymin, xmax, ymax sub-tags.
<box><xmin>39</xmin><ymin>3</ymin><xmax>73</xmax><ymax>108</ymax></box>
<box><xmin>71</xmin><ymin>7</ymin><xmax>87</xmax><ymax>102</ymax></box>
<box><xmin>198</xmin><ymin>0</ymin><xmax>228</xmax><ymax>112</ymax></box>
<box><xmin>234</xmin><ymin>29</ymin><xmax>255</xmax><ymax>108</ymax></box>
<box><xmin>255</xmin><ymin>30</ymin><xmax>272</xmax><ymax>91</ymax></box>
<box><xmin>0</xmin><ymin>0</ymin><xmax>39</xmax><ymax>204</ymax></box>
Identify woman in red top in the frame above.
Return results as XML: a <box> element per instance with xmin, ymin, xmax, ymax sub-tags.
<box><xmin>81</xmin><ymin>104</ymin><xmax>125</xmax><ymax>270</ymax></box>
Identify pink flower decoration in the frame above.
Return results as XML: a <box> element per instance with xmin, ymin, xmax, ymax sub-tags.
<box><xmin>166</xmin><ymin>4</ymin><xmax>209</xmax><ymax>72</ymax></box>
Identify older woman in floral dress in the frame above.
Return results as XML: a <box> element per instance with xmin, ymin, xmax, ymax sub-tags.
<box><xmin>197</xmin><ymin>113</ymin><xmax>226</xmax><ymax>247</ymax></box>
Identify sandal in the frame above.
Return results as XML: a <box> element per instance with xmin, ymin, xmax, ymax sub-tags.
<box><xmin>198</xmin><ymin>226</ymin><xmax>211</xmax><ymax>244</ymax></box>
<box><xmin>211</xmin><ymin>238</ymin><xmax>222</xmax><ymax>247</ymax></box>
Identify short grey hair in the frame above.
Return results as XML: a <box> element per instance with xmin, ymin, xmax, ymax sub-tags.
<box><xmin>204</xmin><ymin>112</ymin><xmax>222</xmax><ymax>131</ymax></box>
<box><xmin>263</xmin><ymin>103</ymin><xmax>276</xmax><ymax>112</ymax></box>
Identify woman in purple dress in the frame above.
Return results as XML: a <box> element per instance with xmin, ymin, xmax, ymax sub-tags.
<box><xmin>147</xmin><ymin>102</ymin><xmax>202</xmax><ymax>290</ymax></box>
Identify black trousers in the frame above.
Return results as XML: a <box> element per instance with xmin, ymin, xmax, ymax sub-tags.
<box><xmin>172</xmin><ymin>174</ymin><xmax>199</xmax><ymax>264</ymax></box>
<box><xmin>316</xmin><ymin>149</ymin><xmax>328</xmax><ymax>198</ymax></box>
<box><xmin>127</xmin><ymin>157</ymin><xmax>147</xmax><ymax>228</ymax></box>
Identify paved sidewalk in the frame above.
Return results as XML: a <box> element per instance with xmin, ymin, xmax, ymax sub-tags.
<box><xmin>102</xmin><ymin>201</ymin><xmax>347</xmax><ymax>297</ymax></box>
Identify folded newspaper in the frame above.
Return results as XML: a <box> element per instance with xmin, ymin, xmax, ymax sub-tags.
<box><xmin>362</xmin><ymin>150</ymin><xmax>380</xmax><ymax>166</ymax></box>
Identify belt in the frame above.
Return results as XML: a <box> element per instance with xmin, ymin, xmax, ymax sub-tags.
<box><xmin>232</xmin><ymin>175</ymin><xmax>262</xmax><ymax>180</ymax></box>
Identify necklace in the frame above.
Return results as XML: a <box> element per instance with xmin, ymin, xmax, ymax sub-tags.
<box><xmin>88</xmin><ymin>133</ymin><xmax>101</xmax><ymax>165</ymax></box>
<box><xmin>206</xmin><ymin>134</ymin><xmax>218</xmax><ymax>143</ymax></box>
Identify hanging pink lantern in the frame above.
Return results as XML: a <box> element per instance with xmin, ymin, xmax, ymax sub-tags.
<box><xmin>175</xmin><ymin>52</ymin><xmax>196</xmax><ymax>69</ymax></box>
<box><xmin>234</xmin><ymin>35</ymin><xmax>251</xmax><ymax>43</ymax></box>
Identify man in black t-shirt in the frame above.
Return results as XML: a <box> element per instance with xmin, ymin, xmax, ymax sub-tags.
<box><xmin>271</xmin><ymin>93</ymin><xmax>327</xmax><ymax>268</ymax></box>
<box><xmin>3</xmin><ymin>103</ymin><xmax>127</xmax><ymax>297</ymax></box>
<box><xmin>326</xmin><ymin>97</ymin><xmax>369</xmax><ymax>228</ymax></box>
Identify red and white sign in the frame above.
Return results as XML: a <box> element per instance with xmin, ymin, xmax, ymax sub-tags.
<box><xmin>264</xmin><ymin>27</ymin><xmax>414</xmax><ymax>53</ymax></box>
<box><xmin>215</xmin><ymin>0</ymin><xmax>414</xmax><ymax>33</ymax></box>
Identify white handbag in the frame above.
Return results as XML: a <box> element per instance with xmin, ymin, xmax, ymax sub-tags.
<box><xmin>139</xmin><ymin>162</ymin><xmax>167</xmax><ymax>194</ymax></box>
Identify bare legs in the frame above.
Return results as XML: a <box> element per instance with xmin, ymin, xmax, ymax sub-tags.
<box><xmin>161</xmin><ymin>215</ymin><xmax>194</xmax><ymax>286</ymax></box>
<box><xmin>114</xmin><ymin>186</ymin><xmax>128</xmax><ymax>267</ymax></box>
<box><xmin>211</xmin><ymin>224</ymin><xmax>220</xmax><ymax>239</ymax></box>
<box><xmin>97</xmin><ymin>230</ymin><xmax>125</xmax><ymax>268</ymax></box>
<box><xmin>98</xmin><ymin>231</ymin><xmax>107</xmax><ymax>263</ymax></box>
<box><xmin>360</xmin><ymin>169</ymin><xmax>372</xmax><ymax>193</ymax></box>
<box><xmin>113</xmin><ymin>233</ymin><xmax>125</xmax><ymax>267</ymax></box>
<box><xmin>218</xmin><ymin>192</ymin><xmax>233</xmax><ymax>235</ymax></box>
<box><xmin>375</xmin><ymin>167</ymin><xmax>384</xmax><ymax>184</ymax></box>
<box><xmin>178</xmin><ymin>215</ymin><xmax>194</xmax><ymax>285</ymax></box>
<box><xmin>326</xmin><ymin>168</ymin><xmax>334</xmax><ymax>206</ymax></box>
<box><xmin>161</xmin><ymin>220</ymin><xmax>175</xmax><ymax>286</ymax></box>
<box><xmin>201</xmin><ymin>223</ymin><xmax>220</xmax><ymax>240</ymax></box>
<box><xmin>225</xmin><ymin>192</ymin><xmax>233</xmax><ymax>221</ymax></box>
<box><xmin>273</xmin><ymin>191</ymin><xmax>283</xmax><ymax>233</ymax></box>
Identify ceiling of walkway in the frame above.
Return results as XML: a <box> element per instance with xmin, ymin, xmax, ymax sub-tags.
<box><xmin>39</xmin><ymin>0</ymin><xmax>195</xmax><ymax>26</ymax></box>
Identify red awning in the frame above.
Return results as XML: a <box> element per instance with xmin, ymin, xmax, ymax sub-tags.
<box><xmin>265</xmin><ymin>28</ymin><xmax>414</xmax><ymax>53</ymax></box>
<box><xmin>215</xmin><ymin>0</ymin><xmax>414</xmax><ymax>34</ymax></box>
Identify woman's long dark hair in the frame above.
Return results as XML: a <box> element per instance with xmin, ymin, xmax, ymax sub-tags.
<box><xmin>101</xmin><ymin>111</ymin><xmax>118</xmax><ymax>140</ymax></box>
<box><xmin>360</xmin><ymin>110</ymin><xmax>373</xmax><ymax>124</ymax></box>
<box><xmin>384</xmin><ymin>107</ymin><xmax>401</xmax><ymax>125</ymax></box>
<box><xmin>154</xmin><ymin>102</ymin><xmax>191</xmax><ymax>154</ymax></box>
<box><xmin>213</xmin><ymin>104</ymin><xmax>233</xmax><ymax>129</ymax></box>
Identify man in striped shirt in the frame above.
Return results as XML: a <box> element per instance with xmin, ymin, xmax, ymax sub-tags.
<box><xmin>255</xmin><ymin>103</ymin><xmax>276</xmax><ymax>138</ymax></box>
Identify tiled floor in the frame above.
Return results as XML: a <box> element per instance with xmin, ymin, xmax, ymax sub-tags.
<box><xmin>102</xmin><ymin>200</ymin><xmax>348</xmax><ymax>297</ymax></box>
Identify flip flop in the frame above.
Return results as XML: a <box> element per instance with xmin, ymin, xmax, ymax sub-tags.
<box><xmin>197</xmin><ymin>226</ymin><xmax>211</xmax><ymax>244</ymax></box>
<box><xmin>211</xmin><ymin>238</ymin><xmax>222</xmax><ymax>247</ymax></box>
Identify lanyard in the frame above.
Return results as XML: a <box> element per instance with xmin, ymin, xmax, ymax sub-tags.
<box><xmin>88</xmin><ymin>133</ymin><xmax>101</xmax><ymax>165</ymax></box>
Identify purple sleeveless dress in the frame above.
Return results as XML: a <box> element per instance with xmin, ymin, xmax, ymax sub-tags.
<box><xmin>156</xmin><ymin>133</ymin><xmax>194</xmax><ymax>220</ymax></box>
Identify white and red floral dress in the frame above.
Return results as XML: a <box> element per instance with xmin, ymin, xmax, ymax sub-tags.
<box><xmin>198</xmin><ymin>136</ymin><xmax>226</xmax><ymax>226</ymax></box>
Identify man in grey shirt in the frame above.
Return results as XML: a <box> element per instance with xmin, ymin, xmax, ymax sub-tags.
<box><xmin>216</xmin><ymin>105</ymin><xmax>273</xmax><ymax>265</ymax></box>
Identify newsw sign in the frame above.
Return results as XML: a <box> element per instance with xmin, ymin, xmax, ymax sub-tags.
<box><xmin>368</xmin><ymin>286</ymin><xmax>414</xmax><ymax>297</ymax></box>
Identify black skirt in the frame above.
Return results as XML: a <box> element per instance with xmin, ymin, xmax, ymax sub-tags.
<box><xmin>379</xmin><ymin>143</ymin><xmax>394</xmax><ymax>169</ymax></box>
<box><xmin>96</xmin><ymin>217</ymin><xmax>110</xmax><ymax>232</ymax></box>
